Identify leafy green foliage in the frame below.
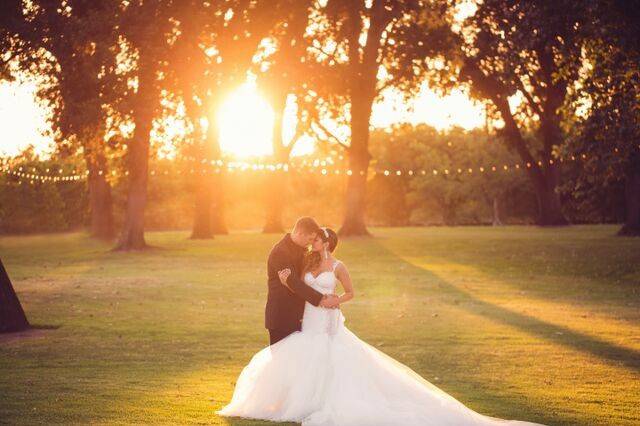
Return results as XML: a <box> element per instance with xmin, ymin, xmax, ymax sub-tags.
<box><xmin>369</xmin><ymin>125</ymin><xmax>534</xmax><ymax>225</ymax></box>
<box><xmin>559</xmin><ymin>0</ymin><xmax>640</xmax><ymax>232</ymax></box>
<box><xmin>0</xmin><ymin>149</ymin><xmax>85</xmax><ymax>233</ymax></box>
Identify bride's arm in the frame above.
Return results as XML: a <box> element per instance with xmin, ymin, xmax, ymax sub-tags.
<box><xmin>335</xmin><ymin>262</ymin><xmax>354</xmax><ymax>304</ymax></box>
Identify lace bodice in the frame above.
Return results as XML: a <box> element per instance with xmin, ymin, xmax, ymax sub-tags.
<box><xmin>301</xmin><ymin>259</ymin><xmax>344</xmax><ymax>335</ymax></box>
<box><xmin>303</xmin><ymin>261</ymin><xmax>339</xmax><ymax>295</ymax></box>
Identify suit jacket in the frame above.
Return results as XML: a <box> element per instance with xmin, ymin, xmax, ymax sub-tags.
<box><xmin>265</xmin><ymin>233</ymin><xmax>323</xmax><ymax>331</ymax></box>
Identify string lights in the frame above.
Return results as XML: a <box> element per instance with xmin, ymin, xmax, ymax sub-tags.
<box><xmin>0</xmin><ymin>147</ymin><xmax>636</xmax><ymax>185</ymax></box>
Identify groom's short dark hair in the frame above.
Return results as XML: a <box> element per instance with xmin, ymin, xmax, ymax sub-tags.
<box><xmin>293</xmin><ymin>217</ymin><xmax>321</xmax><ymax>235</ymax></box>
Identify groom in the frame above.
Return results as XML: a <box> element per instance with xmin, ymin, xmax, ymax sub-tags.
<box><xmin>266</xmin><ymin>217</ymin><xmax>340</xmax><ymax>345</ymax></box>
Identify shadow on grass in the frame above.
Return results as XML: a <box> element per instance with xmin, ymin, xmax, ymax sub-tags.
<box><xmin>373</xmin><ymin>227</ymin><xmax>640</xmax><ymax>306</ymax></box>
<box><xmin>31</xmin><ymin>323</ymin><xmax>61</xmax><ymax>330</ymax></box>
<box><xmin>0</xmin><ymin>324</ymin><xmax>60</xmax><ymax>344</ymax></box>
<box><xmin>372</xmin><ymin>239</ymin><xmax>640</xmax><ymax>374</ymax></box>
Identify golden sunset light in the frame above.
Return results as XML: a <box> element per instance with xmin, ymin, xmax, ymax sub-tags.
<box><xmin>0</xmin><ymin>79</ymin><xmax>52</xmax><ymax>156</ymax></box>
<box><xmin>372</xmin><ymin>84</ymin><xmax>485</xmax><ymax>131</ymax></box>
<box><xmin>1</xmin><ymin>77</ymin><xmax>485</xmax><ymax>159</ymax></box>
<box><xmin>1</xmin><ymin>1</ymin><xmax>638</xmax><ymax>425</ymax></box>
<box><xmin>217</xmin><ymin>83</ymin><xmax>275</xmax><ymax>158</ymax></box>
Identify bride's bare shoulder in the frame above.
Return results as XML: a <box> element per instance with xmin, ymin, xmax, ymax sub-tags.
<box><xmin>333</xmin><ymin>259</ymin><xmax>348</xmax><ymax>270</ymax></box>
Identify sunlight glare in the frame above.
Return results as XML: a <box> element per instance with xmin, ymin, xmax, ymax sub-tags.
<box><xmin>217</xmin><ymin>84</ymin><xmax>274</xmax><ymax>157</ymax></box>
<box><xmin>0</xmin><ymin>80</ymin><xmax>52</xmax><ymax>156</ymax></box>
<box><xmin>372</xmin><ymin>83</ymin><xmax>485</xmax><ymax>131</ymax></box>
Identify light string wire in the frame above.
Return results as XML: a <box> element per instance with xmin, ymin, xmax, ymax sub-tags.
<box><xmin>0</xmin><ymin>146</ymin><xmax>637</xmax><ymax>185</ymax></box>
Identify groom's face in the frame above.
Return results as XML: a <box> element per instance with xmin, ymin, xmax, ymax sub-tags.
<box><xmin>292</xmin><ymin>230</ymin><xmax>317</xmax><ymax>248</ymax></box>
<box><xmin>303</xmin><ymin>232</ymin><xmax>318</xmax><ymax>247</ymax></box>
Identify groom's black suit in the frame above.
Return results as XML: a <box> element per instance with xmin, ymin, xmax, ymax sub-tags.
<box><xmin>266</xmin><ymin>233</ymin><xmax>324</xmax><ymax>345</ymax></box>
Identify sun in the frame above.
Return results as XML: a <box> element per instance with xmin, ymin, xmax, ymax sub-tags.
<box><xmin>1</xmin><ymin>75</ymin><xmax>486</xmax><ymax>160</ymax></box>
<box><xmin>217</xmin><ymin>84</ymin><xmax>274</xmax><ymax>158</ymax></box>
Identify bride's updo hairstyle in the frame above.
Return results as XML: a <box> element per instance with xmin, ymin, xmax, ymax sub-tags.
<box><xmin>322</xmin><ymin>227</ymin><xmax>338</xmax><ymax>252</ymax></box>
<box><xmin>303</xmin><ymin>227</ymin><xmax>339</xmax><ymax>274</ymax></box>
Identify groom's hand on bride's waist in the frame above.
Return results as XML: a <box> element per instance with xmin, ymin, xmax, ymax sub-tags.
<box><xmin>277</xmin><ymin>268</ymin><xmax>338</xmax><ymax>308</ymax></box>
<box><xmin>319</xmin><ymin>294</ymin><xmax>340</xmax><ymax>309</ymax></box>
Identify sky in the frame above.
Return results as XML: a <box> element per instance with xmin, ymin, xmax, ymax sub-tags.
<box><xmin>0</xmin><ymin>77</ymin><xmax>486</xmax><ymax>159</ymax></box>
<box><xmin>0</xmin><ymin>78</ymin><xmax>53</xmax><ymax>157</ymax></box>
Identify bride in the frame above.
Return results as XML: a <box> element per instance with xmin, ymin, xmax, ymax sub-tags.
<box><xmin>217</xmin><ymin>227</ymin><xmax>544</xmax><ymax>426</ymax></box>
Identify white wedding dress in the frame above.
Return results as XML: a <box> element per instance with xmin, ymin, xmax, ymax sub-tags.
<box><xmin>217</xmin><ymin>260</ymin><xmax>544</xmax><ymax>426</ymax></box>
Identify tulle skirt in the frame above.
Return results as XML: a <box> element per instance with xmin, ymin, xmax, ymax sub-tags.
<box><xmin>216</xmin><ymin>325</ymin><xmax>544</xmax><ymax>426</ymax></box>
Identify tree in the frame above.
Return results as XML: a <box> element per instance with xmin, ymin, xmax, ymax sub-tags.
<box><xmin>427</xmin><ymin>0</ymin><xmax>585</xmax><ymax>226</ymax></box>
<box><xmin>166</xmin><ymin>0</ymin><xmax>221</xmax><ymax>239</ymax></box>
<box><xmin>257</xmin><ymin>0</ymin><xmax>314</xmax><ymax>233</ymax></box>
<box><xmin>208</xmin><ymin>0</ymin><xmax>289</xmax><ymax>234</ymax></box>
<box><xmin>0</xmin><ymin>258</ymin><xmax>29</xmax><ymax>333</ymax></box>
<box><xmin>561</xmin><ymin>0</ymin><xmax>640</xmax><ymax>235</ymax></box>
<box><xmin>167</xmin><ymin>0</ymin><xmax>285</xmax><ymax>238</ymax></box>
<box><xmin>115</xmin><ymin>0</ymin><xmax>177</xmax><ymax>250</ymax></box>
<box><xmin>375</xmin><ymin>124</ymin><xmax>531</xmax><ymax>226</ymax></box>
<box><xmin>20</xmin><ymin>0</ymin><xmax>122</xmax><ymax>240</ymax></box>
<box><xmin>301</xmin><ymin>0</ymin><xmax>452</xmax><ymax>235</ymax></box>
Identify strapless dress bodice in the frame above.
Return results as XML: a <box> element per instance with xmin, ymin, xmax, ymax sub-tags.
<box><xmin>303</xmin><ymin>270</ymin><xmax>337</xmax><ymax>295</ymax></box>
<box><xmin>301</xmin><ymin>268</ymin><xmax>344</xmax><ymax>335</ymax></box>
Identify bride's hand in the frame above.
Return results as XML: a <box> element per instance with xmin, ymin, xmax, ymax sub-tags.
<box><xmin>320</xmin><ymin>294</ymin><xmax>340</xmax><ymax>309</ymax></box>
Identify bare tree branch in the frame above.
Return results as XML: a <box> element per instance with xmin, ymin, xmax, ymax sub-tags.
<box><xmin>311</xmin><ymin>120</ymin><xmax>350</xmax><ymax>151</ymax></box>
<box><xmin>515</xmin><ymin>74</ymin><xmax>543</xmax><ymax>118</ymax></box>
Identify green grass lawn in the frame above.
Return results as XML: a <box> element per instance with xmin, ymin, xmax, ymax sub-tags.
<box><xmin>0</xmin><ymin>225</ymin><xmax>639</xmax><ymax>425</ymax></box>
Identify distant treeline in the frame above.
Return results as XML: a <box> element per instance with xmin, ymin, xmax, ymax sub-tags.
<box><xmin>0</xmin><ymin>125</ymin><xmax>626</xmax><ymax>235</ymax></box>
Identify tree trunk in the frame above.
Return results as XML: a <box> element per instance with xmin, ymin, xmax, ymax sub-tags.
<box><xmin>463</xmin><ymin>60</ymin><xmax>569</xmax><ymax>227</ymax></box>
<box><xmin>191</xmin><ymin>169</ymin><xmax>214</xmax><ymax>239</ymax></box>
<box><xmin>263</xmin><ymin>90</ymin><xmax>288</xmax><ymax>234</ymax></box>
<box><xmin>531</xmin><ymin>164</ymin><xmax>568</xmax><ymax>226</ymax></box>
<box><xmin>339</xmin><ymin>91</ymin><xmax>373</xmax><ymax>236</ymax></box>
<box><xmin>115</xmin><ymin>134</ymin><xmax>150</xmax><ymax>250</ymax></box>
<box><xmin>263</xmin><ymin>171</ymin><xmax>287</xmax><ymax>233</ymax></box>
<box><xmin>537</xmin><ymin>86</ymin><xmax>569</xmax><ymax>227</ymax></box>
<box><xmin>0</xmin><ymin>258</ymin><xmax>29</xmax><ymax>333</ymax></box>
<box><xmin>211</xmin><ymin>173</ymin><xmax>228</xmax><ymax>235</ymax></box>
<box><xmin>492</xmin><ymin>196</ymin><xmax>503</xmax><ymax>226</ymax></box>
<box><xmin>340</xmin><ymin>164</ymin><xmax>369</xmax><ymax>236</ymax></box>
<box><xmin>191</xmin><ymin>178</ymin><xmax>227</xmax><ymax>237</ymax></box>
<box><xmin>190</xmin><ymin>108</ymin><xmax>215</xmax><ymax>239</ymax></box>
<box><xmin>115</xmin><ymin>61</ymin><xmax>156</xmax><ymax>251</ymax></box>
<box><xmin>86</xmin><ymin>152</ymin><xmax>114</xmax><ymax>240</ymax></box>
<box><xmin>495</xmin><ymin>94</ymin><xmax>568</xmax><ymax>226</ymax></box>
<box><xmin>88</xmin><ymin>172</ymin><xmax>114</xmax><ymax>240</ymax></box>
<box><xmin>534</xmin><ymin>184</ymin><xmax>567</xmax><ymax>226</ymax></box>
<box><xmin>619</xmin><ymin>166</ymin><xmax>640</xmax><ymax>236</ymax></box>
<box><xmin>501</xmin><ymin>127</ymin><xmax>568</xmax><ymax>226</ymax></box>
<box><xmin>199</xmin><ymin>98</ymin><xmax>228</xmax><ymax>236</ymax></box>
<box><xmin>190</xmin><ymin>165</ymin><xmax>226</xmax><ymax>238</ymax></box>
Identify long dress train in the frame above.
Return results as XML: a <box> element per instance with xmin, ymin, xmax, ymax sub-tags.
<box><xmin>217</xmin><ymin>260</ymin><xmax>544</xmax><ymax>426</ymax></box>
